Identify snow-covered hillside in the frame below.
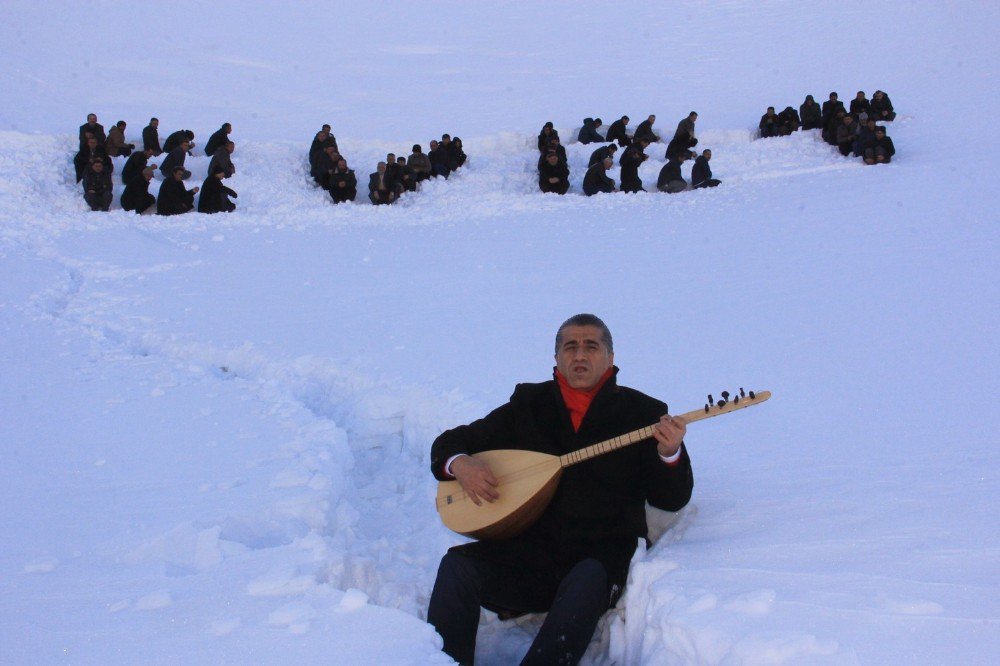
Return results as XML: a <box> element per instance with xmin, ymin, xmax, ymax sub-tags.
<box><xmin>1</xmin><ymin>2</ymin><xmax>998</xmax><ymax>664</ymax></box>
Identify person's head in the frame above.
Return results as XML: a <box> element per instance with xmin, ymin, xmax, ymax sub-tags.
<box><xmin>86</xmin><ymin>136</ymin><xmax>98</xmax><ymax>149</ymax></box>
<box><xmin>543</xmin><ymin>121</ymin><xmax>553</xmax><ymax>132</ymax></box>
<box><xmin>212</xmin><ymin>165</ymin><xmax>226</xmax><ymax>179</ymax></box>
<box><xmin>607</xmin><ymin>143</ymin><xmax>617</xmax><ymax>154</ymax></box>
<box><xmin>223</xmin><ymin>123</ymin><xmax>232</xmax><ymax>133</ymax></box>
<box><xmin>867</xmin><ymin>119</ymin><xmax>876</xmax><ymax>130</ymax></box>
<box><xmin>875</xmin><ymin>127</ymin><xmax>886</xmax><ymax>137</ymax></box>
<box><xmin>150</xmin><ymin>117</ymin><xmax>159</xmax><ymax>127</ymax></box>
<box><xmin>856</xmin><ymin>91</ymin><xmax>866</xmax><ymax>99</ymax></box>
<box><xmin>317</xmin><ymin>129</ymin><xmax>329</xmax><ymax>140</ymax></box>
<box><xmin>549</xmin><ymin>136</ymin><xmax>561</xmax><ymax>146</ymax></box>
<box><xmin>554</xmin><ymin>314</ymin><xmax>614</xmax><ymax>390</ymax></box>
<box><xmin>545</xmin><ymin>151</ymin><xmax>559</xmax><ymax>164</ymax></box>
<box><xmin>185</xmin><ymin>130</ymin><xmax>195</xmax><ymax>140</ymax></box>
<box><xmin>397</xmin><ymin>156</ymin><xmax>406</xmax><ymax>165</ymax></box>
<box><xmin>829</xmin><ymin>92</ymin><xmax>838</xmax><ymax>100</ymax></box>
<box><xmin>430</xmin><ymin>140</ymin><xmax>439</xmax><ymax>150</ymax></box>
<box><xmin>180</xmin><ymin>139</ymin><xmax>190</xmax><ymax>151</ymax></box>
<box><xmin>702</xmin><ymin>149</ymin><xmax>712</xmax><ymax>160</ymax></box>
<box><xmin>90</xmin><ymin>159</ymin><xmax>104</xmax><ymax>172</ymax></box>
<box><xmin>143</xmin><ymin>147</ymin><xmax>155</xmax><ymax>157</ymax></box>
<box><xmin>805</xmin><ymin>94</ymin><xmax>814</xmax><ymax>103</ymax></box>
<box><xmin>377</xmin><ymin>161</ymin><xmax>386</xmax><ymax>173</ymax></box>
<box><xmin>621</xmin><ymin>115</ymin><xmax>630</xmax><ymax>124</ymax></box>
<box><xmin>843</xmin><ymin>116</ymin><xmax>854</xmax><ymax>125</ymax></box>
<box><xmin>454</xmin><ymin>137</ymin><xmax>462</xmax><ymax>146</ymax></box>
<box><xmin>325</xmin><ymin>145</ymin><xmax>336</xmax><ymax>155</ymax></box>
<box><xmin>412</xmin><ymin>143</ymin><xmax>422</xmax><ymax>154</ymax></box>
<box><xmin>767</xmin><ymin>106</ymin><xmax>775</xmax><ymax>114</ymax></box>
<box><xmin>647</xmin><ymin>114</ymin><xmax>656</xmax><ymax>123</ymax></box>
<box><xmin>337</xmin><ymin>158</ymin><xmax>347</xmax><ymax>170</ymax></box>
<box><xmin>322</xmin><ymin>124</ymin><xmax>331</xmax><ymax>132</ymax></box>
<box><xmin>172</xmin><ymin>166</ymin><xmax>185</xmax><ymax>180</ymax></box>
<box><xmin>225</xmin><ymin>141</ymin><xmax>235</xmax><ymax>153</ymax></box>
<box><xmin>689</xmin><ymin>111</ymin><xmax>698</xmax><ymax>120</ymax></box>
<box><xmin>387</xmin><ymin>153</ymin><xmax>396</xmax><ymax>163</ymax></box>
<box><xmin>874</xmin><ymin>90</ymin><xmax>884</xmax><ymax>100</ymax></box>
<box><xmin>442</xmin><ymin>133</ymin><xmax>451</xmax><ymax>143</ymax></box>
<box><xmin>141</xmin><ymin>166</ymin><xmax>155</xmax><ymax>180</ymax></box>
<box><xmin>87</xmin><ymin>113</ymin><xmax>97</xmax><ymax>124</ymax></box>
<box><xmin>116</xmin><ymin>120</ymin><xmax>126</xmax><ymax>129</ymax></box>
<box><xmin>602</xmin><ymin>156</ymin><xmax>613</xmax><ymax>169</ymax></box>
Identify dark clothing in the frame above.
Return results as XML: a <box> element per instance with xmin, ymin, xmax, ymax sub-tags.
<box><xmin>665</xmin><ymin>134</ymin><xmax>697</xmax><ymax>161</ymax></box>
<box><xmin>691</xmin><ymin>156</ymin><xmax>720</xmax><ymax>189</ymax></box>
<box><xmin>197</xmin><ymin>176</ymin><xmax>237</xmax><ymax>213</ymax></box>
<box><xmin>800</xmin><ymin>100</ymin><xmax>822</xmax><ymax>130</ymax></box>
<box><xmin>82</xmin><ymin>167</ymin><xmax>113</xmax><ymax>211</ymax></box>
<box><xmin>777</xmin><ymin>107</ymin><xmax>801</xmax><ymax>135</ymax></box>
<box><xmin>657</xmin><ymin>159</ymin><xmax>687</xmax><ymax>193</ymax></box>
<box><xmin>312</xmin><ymin>150</ymin><xmax>338</xmax><ymax>188</ymax></box>
<box><xmin>849</xmin><ymin>98</ymin><xmax>871</xmax><ymax>119</ymax></box>
<box><xmin>582</xmin><ymin>163</ymin><xmax>615</xmax><ymax>196</ymax></box>
<box><xmin>759</xmin><ymin>113</ymin><xmax>779</xmax><ymax>138</ymax></box>
<box><xmin>428</xmin><ymin>370</ymin><xmax>693</xmax><ymax>665</ymax></box>
<box><xmin>368</xmin><ymin>172</ymin><xmax>397</xmax><ymax>204</ymax></box>
<box><xmin>156</xmin><ymin>178</ymin><xmax>196</xmax><ymax>215</ymax></box>
<box><xmin>162</xmin><ymin>130</ymin><xmax>193</xmax><ymax>155</ymax></box>
<box><xmin>605</xmin><ymin>119</ymin><xmax>630</xmax><ymax>147</ymax></box>
<box><xmin>633</xmin><ymin>119</ymin><xmax>659</xmax><ymax>143</ymax></box>
<box><xmin>864</xmin><ymin>135</ymin><xmax>895</xmax><ymax>163</ymax></box>
<box><xmin>674</xmin><ymin>117</ymin><xmax>696</xmax><ymax>142</ymax></box>
<box><xmin>328</xmin><ymin>168</ymin><xmax>358</xmax><ymax>203</ymax></box>
<box><xmin>429</xmin><ymin>147</ymin><xmax>451</xmax><ymax>178</ymax></box>
<box><xmin>445</xmin><ymin>142</ymin><xmax>466</xmax><ymax>170</ymax></box>
<box><xmin>836</xmin><ymin>122</ymin><xmax>857</xmax><ymax>156</ymax></box>
<box><xmin>159</xmin><ymin>148</ymin><xmax>187</xmax><ymax>177</ymax></box>
<box><xmin>105</xmin><ymin>126</ymin><xmax>133</xmax><ymax>157</ymax></box>
<box><xmin>79</xmin><ymin>122</ymin><xmax>106</xmax><ymax>149</ymax></box>
<box><xmin>408</xmin><ymin>152</ymin><xmax>432</xmax><ymax>179</ymax></box>
<box><xmin>142</xmin><ymin>124</ymin><xmax>162</xmax><ymax>155</ymax></box>
<box><xmin>121</xmin><ymin>152</ymin><xmax>149</xmax><ymax>186</ymax></box>
<box><xmin>537</xmin><ymin>128</ymin><xmax>559</xmax><ymax>152</ymax></box>
<box><xmin>618</xmin><ymin>144</ymin><xmax>647</xmax><ymax>193</ymax></box>
<box><xmin>74</xmin><ymin>145</ymin><xmax>112</xmax><ymax>183</ymax></box>
<box><xmin>588</xmin><ymin>145</ymin><xmax>616</xmax><ymax>168</ymax></box>
<box><xmin>577</xmin><ymin>118</ymin><xmax>604</xmax><ymax>144</ymax></box>
<box><xmin>538</xmin><ymin>160</ymin><xmax>570</xmax><ymax>195</ymax></box>
<box><xmin>120</xmin><ymin>177</ymin><xmax>155</xmax><ymax>213</ymax></box>
<box><xmin>870</xmin><ymin>93</ymin><xmax>896</xmax><ymax>121</ymax></box>
<box><xmin>396</xmin><ymin>164</ymin><xmax>417</xmax><ymax>192</ymax></box>
<box><xmin>822</xmin><ymin>100</ymin><xmax>846</xmax><ymax>126</ymax></box>
<box><xmin>209</xmin><ymin>148</ymin><xmax>235</xmax><ymax>178</ymax></box>
<box><xmin>204</xmin><ymin>127</ymin><xmax>229</xmax><ymax>157</ymax></box>
<box><xmin>537</xmin><ymin>144</ymin><xmax>567</xmax><ymax>170</ymax></box>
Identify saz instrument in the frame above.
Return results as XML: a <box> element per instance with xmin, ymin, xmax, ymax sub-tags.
<box><xmin>436</xmin><ymin>389</ymin><xmax>771</xmax><ymax>540</ymax></box>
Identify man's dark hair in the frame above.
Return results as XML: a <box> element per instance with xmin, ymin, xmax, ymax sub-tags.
<box><xmin>150</xmin><ymin>117</ymin><xmax>158</xmax><ymax>122</ymax></box>
<box><xmin>555</xmin><ymin>314</ymin><xmax>613</xmax><ymax>353</ymax></box>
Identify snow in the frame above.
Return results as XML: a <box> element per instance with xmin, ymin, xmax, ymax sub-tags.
<box><xmin>1</xmin><ymin>1</ymin><xmax>998</xmax><ymax>664</ymax></box>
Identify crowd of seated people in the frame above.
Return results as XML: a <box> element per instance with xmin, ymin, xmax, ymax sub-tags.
<box><xmin>309</xmin><ymin>127</ymin><xmax>466</xmax><ymax>205</ymax></box>
<box><xmin>538</xmin><ymin>112</ymin><xmax>719</xmax><ymax>196</ymax></box>
<box><xmin>756</xmin><ymin>89</ymin><xmax>897</xmax><ymax>165</ymax></box>
<box><xmin>72</xmin><ymin>113</ymin><xmax>239</xmax><ymax>214</ymax></box>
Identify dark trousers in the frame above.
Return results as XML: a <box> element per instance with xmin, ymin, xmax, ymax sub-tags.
<box><xmin>540</xmin><ymin>180</ymin><xmax>569</xmax><ymax>195</ymax></box>
<box><xmin>85</xmin><ymin>191</ymin><xmax>112</xmax><ymax>211</ymax></box>
<box><xmin>427</xmin><ymin>551</ymin><xmax>612</xmax><ymax>666</ymax></box>
<box><xmin>693</xmin><ymin>178</ymin><xmax>721</xmax><ymax>189</ymax></box>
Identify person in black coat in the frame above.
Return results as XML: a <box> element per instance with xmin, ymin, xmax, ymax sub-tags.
<box><xmin>120</xmin><ymin>166</ymin><xmax>157</xmax><ymax>214</ymax></box>
<box><xmin>311</xmin><ymin>145</ymin><xmax>340</xmax><ymax>189</ymax></box>
<box><xmin>79</xmin><ymin>113</ymin><xmax>106</xmax><ymax>150</ymax></box>
<box><xmin>800</xmin><ymin>95</ymin><xmax>822</xmax><ymax>130</ymax></box>
<box><xmin>618</xmin><ymin>140</ymin><xmax>648</xmax><ymax>193</ymax></box>
<box><xmin>198</xmin><ymin>166</ymin><xmax>237</xmax><ymax>213</ymax></box>
<box><xmin>538</xmin><ymin>151</ymin><xmax>570</xmax><ymax>194</ymax></box>
<box><xmin>537</xmin><ymin>136</ymin><xmax>567</xmax><ymax>169</ymax></box>
<box><xmin>428</xmin><ymin>140</ymin><xmax>451</xmax><ymax>179</ymax></box>
<box><xmin>426</xmin><ymin>314</ymin><xmax>692</xmax><ymax>666</ymax></box>
<box><xmin>142</xmin><ymin>118</ymin><xmax>162</xmax><ymax>155</ymax></box>
<box><xmin>577</xmin><ymin>118</ymin><xmax>604</xmax><ymax>144</ymax></box>
<box><xmin>863</xmin><ymin>127</ymin><xmax>895</xmax><ymax>164</ymax></box>
<box><xmin>657</xmin><ymin>150</ymin><xmax>691</xmax><ymax>193</ymax></box>
<box><xmin>368</xmin><ymin>162</ymin><xmax>398</xmax><ymax>205</ymax></box>
<box><xmin>588</xmin><ymin>143</ymin><xmax>617</xmax><ymax>168</ymax></box>
<box><xmin>309</xmin><ymin>127</ymin><xmax>337</xmax><ymax>173</ymax></box>
<box><xmin>777</xmin><ymin>106</ymin><xmax>801</xmax><ymax>135</ymax></box>
<box><xmin>82</xmin><ymin>159</ymin><xmax>113</xmax><ymax>211</ymax></box>
<box><xmin>870</xmin><ymin>90</ymin><xmax>896</xmax><ymax>121</ymax></box>
<box><xmin>450</xmin><ymin>137</ymin><xmax>467</xmax><ymax>169</ymax></box>
<box><xmin>329</xmin><ymin>158</ymin><xmax>358</xmax><ymax>203</ymax></box>
<box><xmin>162</xmin><ymin>129</ymin><xmax>195</xmax><ymax>155</ymax></box>
<box><xmin>74</xmin><ymin>136</ymin><xmax>112</xmax><ymax>183</ymax></box>
<box><xmin>204</xmin><ymin>123</ymin><xmax>232</xmax><ymax>157</ymax></box>
<box><xmin>759</xmin><ymin>107</ymin><xmax>779</xmax><ymax>138</ymax></box>
<box><xmin>537</xmin><ymin>122</ymin><xmax>559</xmax><ymax>152</ymax></box>
<box><xmin>159</xmin><ymin>140</ymin><xmax>191</xmax><ymax>179</ymax></box>
<box><xmin>633</xmin><ymin>114</ymin><xmax>660</xmax><ymax>143</ymax></box>
<box><xmin>396</xmin><ymin>156</ymin><xmax>417</xmax><ymax>192</ymax></box>
<box><xmin>605</xmin><ymin>115</ymin><xmax>631</xmax><ymax>147</ymax></box>
<box><xmin>822</xmin><ymin>92</ymin><xmax>846</xmax><ymax>128</ymax></box>
<box><xmin>121</xmin><ymin>148</ymin><xmax>155</xmax><ymax>185</ymax></box>
<box><xmin>582</xmin><ymin>157</ymin><xmax>616</xmax><ymax>196</ymax></box>
<box><xmin>157</xmin><ymin>167</ymin><xmax>199</xmax><ymax>215</ymax></box>
<box><xmin>849</xmin><ymin>91</ymin><xmax>871</xmax><ymax>120</ymax></box>
<box><xmin>691</xmin><ymin>149</ymin><xmax>721</xmax><ymax>188</ymax></box>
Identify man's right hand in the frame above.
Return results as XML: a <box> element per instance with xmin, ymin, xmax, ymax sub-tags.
<box><xmin>451</xmin><ymin>455</ymin><xmax>499</xmax><ymax>506</ymax></box>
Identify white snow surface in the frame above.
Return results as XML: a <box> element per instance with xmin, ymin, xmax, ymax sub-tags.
<box><xmin>1</xmin><ymin>1</ymin><xmax>998</xmax><ymax>664</ymax></box>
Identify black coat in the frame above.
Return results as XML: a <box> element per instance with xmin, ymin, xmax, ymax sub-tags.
<box><xmin>633</xmin><ymin>119</ymin><xmax>659</xmax><ymax>143</ymax></box>
<box><xmin>537</xmin><ymin>128</ymin><xmax>559</xmax><ymax>152</ymax></box>
<box><xmin>159</xmin><ymin>148</ymin><xmax>187</xmax><ymax>176</ymax></box>
<box><xmin>618</xmin><ymin>145</ymin><xmax>647</xmax><ymax>192</ymax></box>
<box><xmin>605</xmin><ymin>119</ymin><xmax>630</xmax><ymax>147</ymax></box>
<box><xmin>800</xmin><ymin>100</ymin><xmax>822</xmax><ymax>128</ymax></box>
<box><xmin>79</xmin><ymin>122</ymin><xmax>106</xmax><ymax>149</ymax></box>
<box><xmin>850</xmin><ymin>98</ymin><xmax>871</xmax><ymax>117</ymax></box>
<box><xmin>582</xmin><ymin>163</ymin><xmax>615</xmax><ymax>196</ymax></box>
<box><xmin>163</xmin><ymin>130</ymin><xmax>193</xmax><ymax>155</ymax></box>
<box><xmin>121</xmin><ymin>152</ymin><xmax>148</xmax><ymax>185</ymax></box>
<box><xmin>197</xmin><ymin>176</ymin><xmax>237</xmax><ymax>213</ymax></box>
<box><xmin>822</xmin><ymin>100</ymin><xmax>846</xmax><ymax>121</ymax></box>
<box><xmin>74</xmin><ymin>145</ymin><xmax>112</xmax><ymax>182</ymax></box>
<box><xmin>156</xmin><ymin>178</ymin><xmax>195</xmax><ymax>215</ymax></box>
<box><xmin>204</xmin><ymin>127</ymin><xmax>229</xmax><ymax>157</ymax></box>
<box><xmin>82</xmin><ymin>167</ymin><xmax>113</xmax><ymax>197</ymax></box>
<box><xmin>577</xmin><ymin>119</ymin><xmax>604</xmax><ymax>144</ymax></box>
<box><xmin>120</xmin><ymin>177</ymin><xmax>154</xmax><ymax>213</ymax></box>
<box><xmin>588</xmin><ymin>145</ymin><xmax>615</xmax><ymax>167</ymax></box>
<box><xmin>329</xmin><ymin>167</ymin><xmax>357</xmax><ymax>201</ymax></box>
<box><xmin>870</xmin><ymin>93</ymin><xmax>895</xmax><ymax>119</ymax></box>
<box><xmin>142</xmin><ymin>124</ymin><xmax>161</xmax><ymax>154</ymax></box>
<box><xmin>691</xmin><ymin>156</ymin><xmax>712</xmax><ymax>187</ymax></box>
<box><xmin>657</xmin><ymin>159</ymin><xmax>684</xmax><ymax>189</ymax></box>
<box><xmin>665</xmin><ymin>135</ymin><xmax>696</xmax><ymax>160</ymax></box>
<box><xmin>538</xmin><ymin>160</ymin><xmax>569</xmax><ymax>191</ymax></box>
<box><xmin>537</xmin><ymin>145</ymin><xmax>567</xmax><ymax>169</ymax></box>
<box><xmin>430</xmin><ymin>370</ymin><xmax>693</xmax><ymax>586</ymax></box>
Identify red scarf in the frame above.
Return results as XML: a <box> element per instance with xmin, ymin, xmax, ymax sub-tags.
<box><xmin>555</xmin><ymin>367</ymin><xmax>614</xmax><ymax>431</ymax></box>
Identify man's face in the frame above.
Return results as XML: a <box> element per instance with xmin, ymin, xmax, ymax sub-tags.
<box><xmin>87</xmin><ymin>114</ymin><xmax>97</xmax><ymax>124</ymax></box>
<box><xmin>151</xmin><ymin>119</ymin><xmax>158</xmax><ymax>128</ymax></box>
<box><xmin>555</xmin><ymin>325</ymin><xmax>614</xmax><ymax>390</ymax></box>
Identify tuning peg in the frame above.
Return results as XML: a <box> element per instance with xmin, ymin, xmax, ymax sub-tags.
<box><xmin>749</xmin><ymin>391</ymin><xmax>756</xmax><ymax>399</ymax></box>
<box><xmin>740</xmin><ymin>387</ymin><xmax>746</xmax><ymax>398</ymax></box>
<box><xmin>707</xmin><ymin>394</ymin><xmax>714</xmax><ymax>406</ymax></box>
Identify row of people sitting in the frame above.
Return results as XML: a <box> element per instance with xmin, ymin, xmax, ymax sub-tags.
<box><xmin>81</xmin><ymin>159</ymin><xmax>237</xmax><ymax>215</ymax></box>
<box><xmin>758</xmin><ymin>89</ymin><xmax>896</xmax><ymax>140</ymax></box>
<box><xmin>308</xmin><ymin>125</ymin><xmax>467</xmax><ymax>205</ymax></box>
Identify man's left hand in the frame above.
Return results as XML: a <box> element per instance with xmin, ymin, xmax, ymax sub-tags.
<box><xmin>653</xmin><ymin>414</ymin><xmax>686</xmax><ymax>458</ymax></box>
